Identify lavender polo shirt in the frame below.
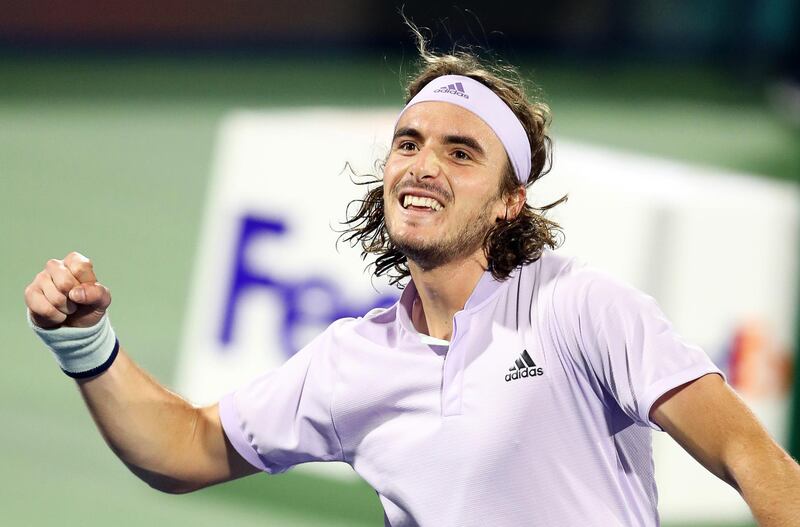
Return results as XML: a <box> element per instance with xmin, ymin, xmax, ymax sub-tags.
<box><xmin>218</xmin><ymin>250</ymin><xmax>722</xmax><ymax>526</ymax></box>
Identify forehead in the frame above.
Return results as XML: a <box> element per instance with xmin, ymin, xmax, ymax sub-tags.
<box><xmin>395</xmin><ymin>101</ymin><xmax>505</xmax><ymax>154</ymax></box>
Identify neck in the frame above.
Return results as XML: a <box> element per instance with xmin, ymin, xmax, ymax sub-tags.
<box><xmin>408</xmin><ymin>251</ymin><xmax>487</xmax><ymax>341</ymax></box>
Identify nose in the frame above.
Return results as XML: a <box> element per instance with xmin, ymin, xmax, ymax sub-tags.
<box><xmin>409</xmin><ymin>145</ymin><xmax>443</xmax><ymax>180</ymax></box>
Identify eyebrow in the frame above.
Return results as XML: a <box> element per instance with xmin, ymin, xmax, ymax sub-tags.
<box><xmin>443</xmin><ymin>134</ymin><xmax>485</xmax><ymax>158</ymax></box>
<box><xmin>393</xmin><ymin>126</ymin><xmax>423</xmax><ymax>143</ymax></box>
<box><xmin>393</xmin><ymin>127</ymin><xmax>486</xmax><ymax>158</ymax></box>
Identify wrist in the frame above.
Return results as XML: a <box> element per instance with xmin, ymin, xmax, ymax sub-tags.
<box><xmin>28</xmin><ymin>311</ymin><xmax>120</xmax><ymax>378</ymax></box>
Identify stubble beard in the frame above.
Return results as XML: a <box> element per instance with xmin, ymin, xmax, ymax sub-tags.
<box><xmin>387</xmin><ymin>197</ymin><xmax>498</xmax><ymax>271</ymax></box>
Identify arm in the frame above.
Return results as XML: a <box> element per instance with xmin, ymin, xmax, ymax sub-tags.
<box><xmin>651</xmin><ymin>374</ymin><xmax>800</xmax><ymax>525</ymax></box>
<box><xmin>75</xmin><ymin>346</ymin><xmax>259</xmax><ymax>494</ymax></box>
<box><xmin>25</xmin><ymin>252</ymin><xmax>259</xmax><ymax>493</ymax></box>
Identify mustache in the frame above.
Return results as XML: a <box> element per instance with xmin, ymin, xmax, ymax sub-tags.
<box><xmin>392</xmin><ymin>180</ymin><xmax>453</xmax><ymax>204</ymax></box>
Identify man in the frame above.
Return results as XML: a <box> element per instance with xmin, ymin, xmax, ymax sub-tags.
<box><xmin>25</xmin><ymin>38</ymin><xmax>800</xmax><ymax>525</ymax></box>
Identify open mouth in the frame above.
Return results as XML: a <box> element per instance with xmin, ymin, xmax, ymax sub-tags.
<box><xmin>399</xmin><ymin>191</ymin><xmax>445</xmax><ymax>212</ymax></box>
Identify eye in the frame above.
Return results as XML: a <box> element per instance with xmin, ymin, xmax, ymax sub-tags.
<box><xmin>397</xmin><ymin>140</ymin><xmax>417</xmax><ymax>152</ymax></box>
<box><xmin>452</xmin><ymin>149</ymin><xmax>472</xmax><ymax>161</ymax></box>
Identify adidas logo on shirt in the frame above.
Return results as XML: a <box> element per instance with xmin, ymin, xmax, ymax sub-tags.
<box><xmin>505</xmin><ymin>349</ymin><xmax>544</xmax><ymax>382</ymax></box>
<box><xmin>433</xmin><ymin>82</ymin><xmax>470</xmax><ymax>99</ymax></box>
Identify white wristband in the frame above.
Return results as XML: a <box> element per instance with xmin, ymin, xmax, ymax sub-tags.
<box><xmin>28</xmin><ymin>311</ymin><xmax>119</xmax><ymax>378</ymax></box>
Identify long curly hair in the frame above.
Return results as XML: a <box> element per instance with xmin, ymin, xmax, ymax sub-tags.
<box><xmin>340</xmin><ymin>26</ymin><xmax>566</xmax><ymax>287</ymax></box>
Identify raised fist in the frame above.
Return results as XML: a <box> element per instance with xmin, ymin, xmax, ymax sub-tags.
<box><xmin>24</xmin><ymin>252</ymin><xmax>112</xmax><ymax>329</ymax></box>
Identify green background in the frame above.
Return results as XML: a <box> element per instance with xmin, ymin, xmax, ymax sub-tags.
<box><xmin>2</xmin><ymin>56</ymin><xmax>797</xmax><ymax>526</ymax></box>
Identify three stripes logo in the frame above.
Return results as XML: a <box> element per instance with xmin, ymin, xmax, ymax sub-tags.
<box><xmin>433</xmin><ymin>82</ymin><xmax>470</xmax><ymax>99</ymax></box>
<box><xmin>505</xmin><ymin>349</ymin><xmax>544</xmax><ymax>382</ymax></box>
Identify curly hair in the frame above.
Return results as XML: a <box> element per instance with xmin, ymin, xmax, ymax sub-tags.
<box><xmin>339</xmin><ymin>26</ymin><xmax>566</xmax><ymax>287</ymax></box>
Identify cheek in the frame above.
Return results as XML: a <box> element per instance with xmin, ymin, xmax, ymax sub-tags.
<box><xmin>384</xmin><ymin>151</ymin><xmax>407</xmax><ymax>171</ymax></box>
<box><xmin>466</xmin><ymin>192</ymin><xmax>505</xmax><ymax>223</ymax></box>
<box><xmin>382</xmin><ymin>159</ymin><xmax>404</xmax><ymax>193</ymax></box>
<box><xmin>383</xmin><ymin>188</ymin><xmax>397</xmax><ymax>212</ymax></box>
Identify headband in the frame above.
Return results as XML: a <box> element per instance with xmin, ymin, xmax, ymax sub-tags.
<box><xmin>395</xmin><ymin>74</ymin><xmax>531</xmax><ymax>184</ymax></box>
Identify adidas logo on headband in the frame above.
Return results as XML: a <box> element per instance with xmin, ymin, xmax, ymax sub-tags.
<box><xmin>433</xmin><ymin>82</ymin><xmax>469</xmax><ymax>99</ymax></box>
<box><xmin>397</xmin><ymin>74</ymin><xmax>531</xmax><ymax>183</ymax></box>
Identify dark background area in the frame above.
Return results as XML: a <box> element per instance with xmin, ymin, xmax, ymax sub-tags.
<box><xmin>1</xmin><ymin>1</ymin><xmax>797</xmax><ymax>73</ymax></box>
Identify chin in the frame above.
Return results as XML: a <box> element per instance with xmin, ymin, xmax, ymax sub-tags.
<box><xmin>388</xmin><ymin>230</ymin><xmax>454</xmax><ymax>270</ymax></box>
<box><xmin>389</xmin><ymin>228</ymin><xmax>436</xmax><ymax>252</ymax></box>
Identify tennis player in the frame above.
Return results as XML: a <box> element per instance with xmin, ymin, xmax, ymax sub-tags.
<box><xmin>25</xmin><ymin>34</ymin><xmax>800</xmax><ymax>526</ymax></box>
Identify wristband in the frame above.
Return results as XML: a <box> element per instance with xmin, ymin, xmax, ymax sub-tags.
<box><xmin>28</xmin><ymin>311</ymin><xmax>119</xmax><ymax>379</ymax></box>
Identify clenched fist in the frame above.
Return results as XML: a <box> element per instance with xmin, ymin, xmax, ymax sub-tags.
<box><xmin>24</xmin><ymin>252</ymin><xmax>112</xmax><ymax>330</ymax></box>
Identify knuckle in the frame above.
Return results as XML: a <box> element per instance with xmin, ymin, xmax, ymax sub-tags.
<box><xmin>51</xmin><ymin>273</ymin><xmax>74</xmax><ymax>292</ymax></box>
<box><xmin>66</xmin><ymin>253</ymin><xmax>95</xmax><ymax>279</ymax></box>
<box><xmin>66</xmin><ymin>251</ymin><xmax>89</xmax><ymax>265</ymax></box>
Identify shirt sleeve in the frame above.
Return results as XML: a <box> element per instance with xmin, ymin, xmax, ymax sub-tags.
<box><xmin>217</xmin><ymin>323</ymin><xmax>346</xmax><ymax>473</ymax></box>
<box><xmin>551</xmin><ymin>267</ymin><xmax>725</xmax><ymax>431</ymax></box>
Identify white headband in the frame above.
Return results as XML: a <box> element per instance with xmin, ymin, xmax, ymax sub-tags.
<box><xmin>395</xmin><ymin>74</ymin><xmax>531</xmax><ymax>184</ymax></box>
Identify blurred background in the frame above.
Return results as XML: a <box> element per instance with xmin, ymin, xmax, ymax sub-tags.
<box><xmin>2</xmin><ymin>1</ymin><xmax>799</xmax><ymax>526</ymax></box>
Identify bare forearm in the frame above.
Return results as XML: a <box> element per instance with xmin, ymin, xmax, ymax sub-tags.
<box><xmin>24</xmin><ymin>253</ymin><xmax>249</xmax><ymax>492</ymax></box>
<box><xmin>729</xmin><ymin>437</ymin><xmax>800</xmax><ymax>526</ymax></box>
<box><xmin>75</xmin><ymin>346</ymin><xmax>204</xmax><ymax>493</ymax></box>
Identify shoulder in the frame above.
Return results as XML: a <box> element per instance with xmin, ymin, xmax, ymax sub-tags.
<box><xmin>321</xmin><ymin>299</ymin><xmax>400</xmax><ymax>332</ymax></box>
<box><xmin>532</xmin><ymin>251</ymin><xmax>656</xmax><ymax>327</ymax></box>
<box><xmin>520</xmin><ymin>249</ymin><xmax>619</xmax><ymax>305</ymax></box>
<box><xmin>314</xmin><ymin>299</ymin><xmax>402</xmax><ymax>350</ymax></box>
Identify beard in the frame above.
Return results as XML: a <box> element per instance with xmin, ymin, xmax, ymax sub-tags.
<box><xmin>387</xmin><ymin>197</ymin><xmax>498</xmax><ymax>271</ymax></box>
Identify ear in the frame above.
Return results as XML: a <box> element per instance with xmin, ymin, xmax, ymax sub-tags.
<box><xmin>500</xmin><ymin>186</ymin><xmax>527</xmax><ymax>221</ymax></box>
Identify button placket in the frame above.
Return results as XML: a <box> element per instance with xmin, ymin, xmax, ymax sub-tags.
<box><xmin>441</xmin><ymin>313</ymin><xmax>469</xmax><ymax>417</ymax></box>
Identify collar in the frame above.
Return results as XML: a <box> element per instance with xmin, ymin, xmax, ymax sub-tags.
<box><xmin>396</xmin><ymin>268</ymin><xmax>508</xmax><ymax>338</ymax></box>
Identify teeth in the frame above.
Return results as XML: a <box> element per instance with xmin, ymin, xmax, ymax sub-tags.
<box><xmin>403</xmin><ymin>194</ymin><xmax>443</xmax><ymax>211</ymax></box>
